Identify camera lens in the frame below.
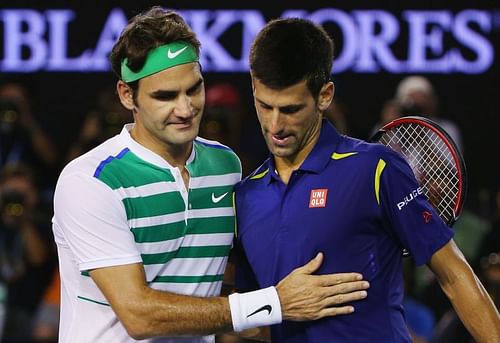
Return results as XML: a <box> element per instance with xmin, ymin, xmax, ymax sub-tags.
<box><xmin>1</xmin><ymin>190</ymin><xmax>25</xmax><ymax>217</ymax></box>
<box><xmin>0</xmin><ymin>100</ymin><xmax>20</xmax><ymax>134</ymax></box>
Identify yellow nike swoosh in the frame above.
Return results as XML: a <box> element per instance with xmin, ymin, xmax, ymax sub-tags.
<box><xmin>250</xmin><ymin>169</ymin><xmax>269</xmax><ymax>180</ymax></box>
<box><xmin>331</xmin><ymin>152</ymin><xmax>358</xmax><ymax>160</ymax></box>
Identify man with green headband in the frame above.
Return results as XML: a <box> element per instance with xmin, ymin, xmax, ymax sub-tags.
<box><xmin>52</xmin><ymin>6</ymin><xmax>369</xmax><ymax>343</ymax></box>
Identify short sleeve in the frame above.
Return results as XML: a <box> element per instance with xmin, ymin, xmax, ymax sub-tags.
<box><xmin>53</xmin><ymin>172</ymin><xmax>142</xmax><ymax>271</ymax></box>
<box><xmin>379</xmin><ymin>153</ymin><xmax>454</xmax><ymax>265</ymax></box>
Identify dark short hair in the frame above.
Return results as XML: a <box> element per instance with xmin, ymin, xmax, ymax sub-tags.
<box><xmin>109</xmin><ymin>6</ymin><xmax>200</xmax><ymax>92</ymax></box>
<box><xmin>250</xmin><ymin>18</ymin><xmax>334</xmax><ymax>99</ymax></box>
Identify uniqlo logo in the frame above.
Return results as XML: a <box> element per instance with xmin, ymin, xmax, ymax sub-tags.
<box><xmin>309</xmin><ymin>189</ymin><xmax>328</xmax><ymax>208</ymax></box>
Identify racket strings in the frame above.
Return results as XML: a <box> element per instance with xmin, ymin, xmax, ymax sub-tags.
<box><xmin>379</xmin><ymin>123</ymin><xmax>459</xmax><ymax>223</ymax></box>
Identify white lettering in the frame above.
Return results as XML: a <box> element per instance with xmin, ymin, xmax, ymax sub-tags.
<box><xmin>0</xmin><ymin>8</ymin><xmax>495</xmax><ymax>74</ymax></box>
<box><xmin>46</xmin><ymin>10</ymin><xmax>93</xmax><ymax>71</ymax></box>
<box><xmin>91</xmin><ymin>8</ymin><xmax>129</xmax><ymax>70</ymax></box>
<box><xmin>307</xmin><ymin>9</ymin><xmax>358</xmax><ymax>73</ymax></box>
<box><xmin>397</xmin><ymin>187</ymin><xmax>424</xmax><ymax>210</ymax></box>
<box><xmin>405</xmin><ymin>11</ymin><xmax>452</xmax><ymax>72</ymax></box>
<box><xmin>182</xmin><ymin>10</ymin><xmax>265</xmax><ymax>72</ymax></box>
<box><xmin>453</xmin><ymin>10</ymin><xmax>493</xmax><ymax>73</ymax></box>
<box><xmin>312</xmin><ymin>190</ymin><xmax>325</xmax><ymax>197</ymax></box>
<box><xmin>311</xmin><ymin>198</ymin><xmax>325</xmax><ymax>206</ymax></box>
<box><xmin>354</xmin><ymin>10</ymin><xmax>402</xmax><ymax>73</ymax></box>
<box><xmin>1</xmin><ymin>9</ymin><xmax>47</xmax><ymax>71</ymax></box>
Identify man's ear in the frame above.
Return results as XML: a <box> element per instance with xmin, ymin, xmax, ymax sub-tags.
<box><xmin>318</xmin><ymin>81</ymin><xmax>334</xmax><ymax>111</ymax></box>
<box><xmin>250</xmin><ymin>75</ymin><xmax>256</xmax><ymax>93</ymax></box>
<box><xmin>116</xmin><ymin>80</ymin><xmax>135</xmax><ymax>111</ymax></box>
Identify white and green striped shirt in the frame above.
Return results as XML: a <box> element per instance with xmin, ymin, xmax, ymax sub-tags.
<box><xmin>53</xmin><ymin>124</ymin><xmax>241</xmax><ymax>343</ymax></box>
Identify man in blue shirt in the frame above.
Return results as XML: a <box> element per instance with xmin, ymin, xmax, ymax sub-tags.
<box><xmin>234</xmin><ymin>18</ymin><xmax>500</xmax><ymax>342</ymax></box>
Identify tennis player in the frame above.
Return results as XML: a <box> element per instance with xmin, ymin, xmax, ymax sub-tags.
<box><xmin>234</xmin><ymin>17</ymin><xmax>500</xmax><ymax>342</ymax></box>
<box><xmin>52</xmin><ymin>7</ymin><xmax>369</xmax><ymax>343</ymax></box>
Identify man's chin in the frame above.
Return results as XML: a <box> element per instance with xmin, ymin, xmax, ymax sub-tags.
<box><xmin>269</xmin><ymin>146</ymin><xmax>293</xmax><ymax>158</ymax></box>
<box><xmin>163</xmin><ymin>131</ymin><xmax>198</xmax><ymax>147</ymax></box>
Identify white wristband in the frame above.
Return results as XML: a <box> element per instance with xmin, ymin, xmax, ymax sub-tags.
<box><xmin>228</xmin><ymin>286</ymin><xmax>282</xmax><ymax>332</ymax></box>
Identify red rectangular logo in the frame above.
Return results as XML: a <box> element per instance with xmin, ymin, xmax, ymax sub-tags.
<box><xmin>309</xmin><ymin>188</ymin><xmax>328</xmax><ymax>208</ymax></box>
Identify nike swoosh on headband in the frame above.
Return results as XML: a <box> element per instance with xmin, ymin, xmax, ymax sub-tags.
<box><xmin>167</xmin><ymin>45</ymin><xmax>188</xmax><ymax>59</ymax></box>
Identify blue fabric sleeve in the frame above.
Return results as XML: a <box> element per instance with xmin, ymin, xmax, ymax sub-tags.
<box><xmin>379</xmin><ymin>153</ymin><xmax>454</xmax><ymax>266</ymax></box>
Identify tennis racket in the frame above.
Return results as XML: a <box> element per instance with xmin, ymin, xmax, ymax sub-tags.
<box><xmin>371</xmin><ymin>116</ymin><xmax>467</xmax><ymax>227</ymax></box>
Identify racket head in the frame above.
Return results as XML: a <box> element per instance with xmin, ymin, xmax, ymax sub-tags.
<box><xmin>371</xmin><ymin>116</ymin><xmax>467</xmax><ymax>226</ymax></box>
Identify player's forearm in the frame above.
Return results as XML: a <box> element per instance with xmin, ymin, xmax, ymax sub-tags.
<box><xmin>429</xmin><ymin>242</ymin><xmax>500</xmax><ymax>342</ymax></box>
<box><xmin>91</xmin><ymin>264</ymin><xmax>234</xmax><ymax>339</ymax></box>
<box><xmin>441</xmin><ymin>271</ymin><xmax>500</xmax><ymax>342</ymax></box>
<box><xmin>117</xmin><ymin>287</ymin><xmax>232</xmax><ymax>340</ymax></box>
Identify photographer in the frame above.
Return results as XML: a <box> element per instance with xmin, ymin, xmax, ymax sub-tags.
<box><xmin>64</xmin><ymin>86</ymin><xmax>132</xmax><ymax>163</ymax></box>
<box><xmin>0</xmin><ymin>164</ymin><xmax>56</xmax><ymax>342</ymax></box>
<box><xmin>0</xmin><ymin>79</ymin><xmax>59</xmax><ymax>193</ymax></box>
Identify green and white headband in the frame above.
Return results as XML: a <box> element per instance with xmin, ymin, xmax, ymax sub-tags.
<box><xmin>120</xmin><ymin>41</ymin><xmax>199</xmax><ymax>83</ymax></box>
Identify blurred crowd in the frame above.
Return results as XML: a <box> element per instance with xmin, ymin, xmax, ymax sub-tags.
<box><xmin>0</xmin><ymin>74</ymin><xmax>498</xmax><ymax>343</ymax></box>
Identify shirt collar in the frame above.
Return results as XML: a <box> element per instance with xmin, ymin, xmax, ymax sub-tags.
<box><xmin>265</xmin><ymin>120</ymin><xmax>342</xmax><ymax>184</ymax></box>
<box><xmin>118</xmin><ymin>123</ymin><xmax>195</xmax><ymax>169</ymax></box>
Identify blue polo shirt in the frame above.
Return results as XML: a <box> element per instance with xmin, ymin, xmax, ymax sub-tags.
<box><xmin>234</xmin><ymin>120</ymin><xmax>453</xmax><ymax>343</ymax></box>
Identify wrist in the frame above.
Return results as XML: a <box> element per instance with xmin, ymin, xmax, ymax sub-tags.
<box><xmin>228</xmin><ymin>286</ymin><xmax>282</xmax><ymax>332</ymax></box>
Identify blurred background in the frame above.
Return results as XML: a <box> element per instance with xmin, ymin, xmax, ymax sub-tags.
<box><xmin>0</xmin><ymin>1</ymin><xmax>499</xmax><ymax>342</ymax></box>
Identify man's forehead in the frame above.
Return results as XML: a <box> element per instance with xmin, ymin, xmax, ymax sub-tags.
<box><xmin>253</xmin><ymin>78</ymin><xmax>311</xmax><ymax>104</ymax></box>
<box><xmin>140</xmin><ymin>62</ymin><xmax>202</xmax><ymax>91</ymax></box>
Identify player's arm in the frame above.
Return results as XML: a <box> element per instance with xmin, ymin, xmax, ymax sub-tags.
<box><xmin>427</xmin><ymin>239</ymin><xmax>500</xmax><ymax>342</ymax></box>
<box><xmin>90</xmin><ymin>252</ymin><xmax>369</xmax><ymax>339</ymax></box>
<box><xmin>90</xmin><ymin>263</ymin><xmax>231</xmax><ymax>339</ymax></box>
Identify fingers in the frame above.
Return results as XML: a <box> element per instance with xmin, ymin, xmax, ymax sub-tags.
<box><xmin>323</xmin><ymin>288</ymin><xmax>368</xmax><ymax>307</ymax></box>
<box><xmin>304</xmin><ymin>283</ymin><xmax>368</xmax><ymax>321</ymax></box>
<box><xmin>316</xmin><ymin>305</ymin><xmax>356</xmax><ymax>319</ymax></box>
<box><xmin>327</xmin><ymin>280</ymin><xmax>370</xmax><ymax>295</ymax></box>
<box><xmin>293</xmin><ymin>252</ymin><xmax>323</xmax><ymax>275</ymax></box>
<box><xmin>315</xmin><ymin>272</ymin><xmax>365</xmax><ymax>287</ymax></box>
<box><xmin>277</xmin><ymin>253</ymin><xmax>372</xmax><ymax>322</ymax></box>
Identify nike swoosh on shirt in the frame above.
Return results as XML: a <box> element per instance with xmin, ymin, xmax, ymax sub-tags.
<box><xmin>331</xmin><ymin>152</ymin><xmax>358</xmax><ymax>160</ymax></box>
<box><xmin>167</xmin><ymin>46</ymin><xmax>188</xmax><ymax>59</ymax></box>
<box><xmin>247</xmin><ymin>304</ymin><xmax>272</xmax><ymax>318</ymax></box>
<box><xmin>211</xmin><ymin>192</ymin><xmax>229</xmax><ymax>203</ymax></box>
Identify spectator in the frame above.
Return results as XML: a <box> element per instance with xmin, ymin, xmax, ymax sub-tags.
<box><xmin>0</xmin><ymin>164</ymin><xmax>56</xmax><ymax>342</ymax></box>
<box><xmin>370</xmin><ymin>98</ymin><xmax>401</xmax><ymax>137</ymax></box>
<box><xmin>65</xmin><ymin>86</ymin><xmax>132</xmax><ymax>162</ymax></box>
<box><xmin>32</xmin><ymin>267</ymin><xmax>60</xmax><ymax>343</ymax></box>
<box><xmin>0</xmin><ymin>80</ymin><xmax>59</xmax><ymax>192</ymax></box>
<box><xmin>395</xmin><ymin>75</ymin><xmax>463</xmax><ymax>152</ymax></box>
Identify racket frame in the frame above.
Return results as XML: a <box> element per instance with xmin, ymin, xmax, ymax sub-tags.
<box><xmin>372</xmin><ymin>116</ymin><xmax>467</xmax><ymax>226</ymax></box>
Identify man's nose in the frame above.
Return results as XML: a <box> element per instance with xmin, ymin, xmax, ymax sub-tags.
<box><xmin>268</xmin><ymin>109</ymin><xmax>284</xmax><ymax>134</ymax></box>
<box><xmin>174</xmin><ymin>95</ymin><xmax>193</xmax><ymax>117</ymax></box>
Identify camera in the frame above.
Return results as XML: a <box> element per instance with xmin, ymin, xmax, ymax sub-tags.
<box><xmin>0</xmin><ymin>100</ymin><xmax>21</xmax><ymax>135</ymax></box>
<box><xmin>0</xmin><ymin>189</ymin><xmax>25</xmax><ymax>218</ymax></box>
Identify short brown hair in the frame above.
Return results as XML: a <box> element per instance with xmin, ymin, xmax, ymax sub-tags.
<box><xmin>109</xmin><ymin>7</ymin><xmax>200</xmax><ymax>84</ymax></box>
